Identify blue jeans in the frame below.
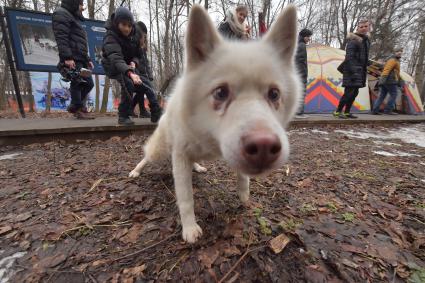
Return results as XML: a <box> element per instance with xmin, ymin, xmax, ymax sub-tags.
<box><xmin>372</xmin><ymin>84</ymin><xmax>398</xmax><ymax>113</ymax></box>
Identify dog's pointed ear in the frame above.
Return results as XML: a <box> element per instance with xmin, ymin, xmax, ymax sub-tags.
<box><xmin>263</xmin><ymin>5</ymin><xmax>298</xmax><ymax>63</ymax></box>
<box><xmin>186</xmin><ymin>4</ymin><xmax>221</xmax><ymax>70</ymax></box>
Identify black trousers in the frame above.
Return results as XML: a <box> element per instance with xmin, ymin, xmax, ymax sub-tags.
<box><xmin>131</xmin><ymin>78</ymin><xmax>156</xmax><ymax>113</ymax></box>
<box><xmin>297</xmin><ymin>82</ymin><xmax>307</xmax><ymax>114</ymax></box>
<box><xmin>69</xmin><ymin>62</ymin><xmax>94</xmax><ymax>109</ymax></box>
<box><xmin>117</xmin><ymin>75</ymin><xmax>159</xmax><ymax>118</ymax></box>
<box><xmin>336</xmin><ymin>87</ymin><xmax>359</xmax><ymax>113</ymax></box>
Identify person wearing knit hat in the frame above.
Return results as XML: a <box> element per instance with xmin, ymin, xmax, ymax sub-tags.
<box><xmin>295</xmin><ymin>28</ymin><xmax>313</xmax><ymax>118</ymax></box>
<box><xmin>371</xmin><ymin>47</ymin><xmax>404</xmax><ymax>115</ymax></box>
<box><xmin>52</xmin><ymin>0</ymin><xmax>95</xmax><ymax>119</ymax></box>
<box><xmin>102</xmin><ymin>7</ymin><xmax>162</xmax><ymax>125</ymax></box>
<box><xmin>113</xmin><ymin>6</ymin><xmax>134</xmax><ymax>27</ymax></box>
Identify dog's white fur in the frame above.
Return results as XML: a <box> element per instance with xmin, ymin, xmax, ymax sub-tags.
<box><xmin>129</xmin><ymin>5</ymin><xmax>301</xmax><ymax>243</ymax></box>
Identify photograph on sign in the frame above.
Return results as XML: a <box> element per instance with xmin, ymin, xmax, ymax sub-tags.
<box><xmin>5</xmin><ymin>7</ymin><xmax>106</xmax><ymax>75</ymax></box>
<box><xmin>18</xmin><ymin>23</ymin><xmax>58</xmax><ymax>65</ymax></box>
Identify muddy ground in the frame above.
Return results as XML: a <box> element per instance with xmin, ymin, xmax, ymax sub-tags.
<box><xmin>0</xmin><ymin>124</ymin><xmax>424</xmax><ymax>282</ymax></box>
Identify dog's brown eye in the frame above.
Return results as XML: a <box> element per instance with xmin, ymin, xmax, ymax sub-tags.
<box><xmin>268</xmin><ymin>88</ymin><xmax>280</xmax><ymax>101</ymax></box>
<box><xmin>213</xmin><ymin>85</ymin><xmax>230</xmax><ymax>101</ymax></box>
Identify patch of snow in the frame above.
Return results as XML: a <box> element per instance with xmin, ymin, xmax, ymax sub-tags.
<box><xmin>422</xmin><ymin>179</ymin><xmax>425</xmax><ymax>184</ymax></box>
<box><xmin>373</xmin><ymin>151</ymin><xmax>396</xmax><ymax>157</ymax></box>
<box><xmin>373</xmin><ymin>150</ymin><xmax>420</xmax><ymax>157</ymax></box>
<box><xmin>0</xmin><ymin>153</ymin><xmax>22</xmax><ymax>161</ymax></box>
<box><xmin>335</xmin><ymin>129</ymin><xmax>383</xmax><ymax>140</ymax></box>
<box><xmin>311</xmin><ymin>129</ymin><xmax>329</xmax><ymax>135</ymax></box>
<box><xmin>0</xmin><ymin>251</ymin><xmax>26</xmax><ymax>282</ymax></box>
<box><xmin>335</xmin><ymin>125</ymin><xmax>425</xmax><ymax>148</ymax></box>
<box><xmin>421</xmin><ymin>162</ymin><xmax>425</xmax><ymax>166</ymax></box>
<box><xmin>373</xmin><ymin>141</ymin><xmax>402</xmax><ymax>147</ymax></box>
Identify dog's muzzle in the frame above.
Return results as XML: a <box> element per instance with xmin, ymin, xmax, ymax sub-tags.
<box><xmin>240</xmin><ymin>131</ymin><xmax>282</xmax><ymax>174</ymax></box>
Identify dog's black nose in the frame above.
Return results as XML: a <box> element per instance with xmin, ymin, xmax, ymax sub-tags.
<box><xmin>242</xmin><ymin>133</ymin><xmax>281</xmax><ymax>169</ymax></box>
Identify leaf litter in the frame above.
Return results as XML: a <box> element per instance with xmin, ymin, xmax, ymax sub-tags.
<box><xmin>0</xmin><ymin>124</ymin><xmax>424</xmax><ymax>282</ymax></box>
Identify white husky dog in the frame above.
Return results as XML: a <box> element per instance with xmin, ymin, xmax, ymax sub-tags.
<box><xmin>129</xmin><ymin>4</ymin><xmax>301</xmax><ymax>243</ymax></box>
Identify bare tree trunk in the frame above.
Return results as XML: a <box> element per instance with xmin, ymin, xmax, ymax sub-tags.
<box><xmin>25</xmin><ymin>71</ymin><xmax>35</xmax><ymax>112</ymax></box>
<box><xmin>414</xmin><ymin>29</ymin><xmax>425</xmax><ymax>100</ymax></box>
<box><xmin>100</xmin><ymin>0</ymin><xmax>116</xmax><ymax>113</ymax></box>
<box><xmin>86</xmin><ymin>0</ymin><xmax>100</xmax><ymax>112</ymax></box>
<box><xmin>149</xmin><ymin>0</ymin><xmax>154</xmax><ymax>68</ymax></box>
<box><xmin>0</xmin><ymin>60</ymin><xmax>8</xmax><ymax>110</ymax></box>
<box><xmin>46</xmin><ymin>72</ymin><xmax>52</xmax><ymax>112</ymax></box>
<box><xmin>421</xmin><ymin>79</ymin><xmax>425</xmax><ymax>105</ymax></box>
<box><xmin>95</xmin><ymin>75</ymin><xmax>100</xmax><ymax>112</ymax></box>
<box><xmin>155</xmin><ymin>0</ymin><xmax>164</xmax><ymax>83</ymax></box>
<box><xmin>100</xmin><ymin>77</ymin><xmax>110</xmax><ymax>113</ymax></box>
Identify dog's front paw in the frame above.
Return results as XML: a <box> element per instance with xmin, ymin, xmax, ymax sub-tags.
<box><xmin>182</xmin><ymin>224</ymin><xmax>203</xmax><ymax>243</ymax></box>
<box><xmin>193</xmin><ymin>163</ymin><xmax>207</xmax><ymax>173</ymax></box>
<box><xmin>238</xmin><ymin>191</ymin><xmax>250</xmax><ymax>204</ymax></box>
<box><xmin>128</xmin><ymin>170</ymin><xmax>140</xmax><ymax>178</ymax></box>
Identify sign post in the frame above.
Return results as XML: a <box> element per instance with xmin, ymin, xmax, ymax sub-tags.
<box><xmin>0</xmin><ymin>6</ymin><xmax>25</xmax><ymax>118</ymax></box>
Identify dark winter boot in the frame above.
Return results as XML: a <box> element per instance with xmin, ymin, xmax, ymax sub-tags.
<box><xmin>150</xmin><ymin>107</ymin><xmax>162</xmax><ymax>123</ymax></box>
<box><xmin>140</xmin><ymin>109</ymin><xmax>151</xmax><ymax>118</ymax></box>
<box><xmin>118</xmin><ymin>117</ymin><xmax>135</xmax><ymax>126</ymax></box>
<box><xmin>67</xmin><ymin>104</ymin><xmax>79</xmax><ymax>114</ymax></box>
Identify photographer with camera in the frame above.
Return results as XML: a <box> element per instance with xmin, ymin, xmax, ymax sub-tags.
<box><xmin>52</xmin><ymin>0</ymin><xmax>94</xmax><ymax>119</ymax></box>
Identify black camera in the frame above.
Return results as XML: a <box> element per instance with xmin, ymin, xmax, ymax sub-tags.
<box><xmin>58</xmin><ymin>63</ymin><xmax>92</xmax><ymax>84</ymax></box>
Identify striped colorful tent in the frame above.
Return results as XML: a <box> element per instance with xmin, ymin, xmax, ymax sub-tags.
<box><xmin>304</xmin><ymin>44</ymin><xmax>370</xmax><ymax>113</ymax></box>
<box><xmin>304</xmin><ymin>44</ymin><xmax>424</xmax><ymax>114</ymax></box>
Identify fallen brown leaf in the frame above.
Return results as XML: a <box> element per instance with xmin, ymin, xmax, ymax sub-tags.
<box><xmin>0</xmin><ymin>225</ymin><xmax>13</xmax><ymax>235</ymax></box>
<box><xmin>269</xmin><ymin>234</ymin><xmax>291</xmax><ymax>254</ymax></box>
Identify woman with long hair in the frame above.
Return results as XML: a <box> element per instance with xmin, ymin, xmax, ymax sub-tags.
<box><xmin>218</xmin><ymin>5</ymin><xmax>250</xmax><ymax>40</ymax></box>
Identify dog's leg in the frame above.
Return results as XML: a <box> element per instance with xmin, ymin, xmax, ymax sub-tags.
<box><xmin>129</xmin><ymin>158</ymin><xmax>148</xmax><ymax>178</ymax></box>
<box><xmin>193</xmin><ymin>162</ymin><xmax>207</xmax><ymax>173</ymax></box>
<box><xmin>173</xmin><ymin>151</ymin><xmax>203</xmax><ymax>243</ymax></box>
<box><xmin>237</xmin><ymin>172</ymin><xmax>250</xmax><ymax>204</ymax></box>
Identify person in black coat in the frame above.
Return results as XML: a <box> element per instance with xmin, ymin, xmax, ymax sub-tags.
<box><xmin>295</xmin><ymin>28</ymin><xmax>312</xmax><ymax>117</ymax></box>
<box><xmin>218</xmin><ymin>5</ymin><xmax>250</xmax><ymax>40</ymax></box>
<box><xmin>52</xmin><ymin>0</ymin><xmax>94</xmax><ymax>119</ymax></box>
<box><xmin>334</xmin><ymin>19</ymin><xmax>371</xmax><ymax>119</ymax></box>
<box><xmin>101</xmin><ymin>7</ymin><xmax>162</xmax><ymax>125</ymax></box>
<box><xmin>131</xmin><ymin>21</ymin><xmax>154</xmax><ymax>119</ymax></box>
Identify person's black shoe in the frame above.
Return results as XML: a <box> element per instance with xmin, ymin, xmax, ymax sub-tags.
<box><xmin>344</xmin><ymin>113</ymin><xmax>358</xmax><ymax>119</ymax></box>
<box><xmin>67</xmin><ymin>104</ymin><xmax>78</xmax><ymax>114</ymax></box>
<box><xmin>74</xmin><ymin>110</ymin><xmax>95</xmax><ymax>120</ymax></box>
<box><xmin>371</xmin><ymin>111</ymin><xmax>382</xmax><ymax>115</ymax></box>
<box><xmin>140</xmin><ymin>110</ymin><xmax>151</xmax><ymax>118</ymax></box>
<box><xmin>384</xmin><ymin>111</ymin><xmax>398</xmax><ymax>115</ymax></box>
<box><xmin>118</xmin><ymin>117</ymin><xmax>135</xmax><ymax>125</ymax></box>
<box><xmin>150</xmin><ymin>108</ymin><xmax>163</xmax><ymax>123</ymax></box>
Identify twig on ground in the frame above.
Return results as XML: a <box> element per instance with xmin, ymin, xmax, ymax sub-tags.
<box><xmin>168</xmin><ymin>251</ymin><xmax>189</xmax><ymax>273</ymax></box>
<box><xmin>110</xmin><ymin>232</ymin><xmax>178</xmax><ymax>263</ymax></box>
<box><xmin>161</xmin><ymin>180</ymin><xmax>176</xmax><ymax>200</ymax></box>
<box><xmin>85</xmin><ymin>178</ymin><xmax>104</xmax><ymax>195</ymax></box>
<box><xmin>218</xmin><ymin>245</ymin><xmax>266</xmax><ymax>283</ymax></box>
